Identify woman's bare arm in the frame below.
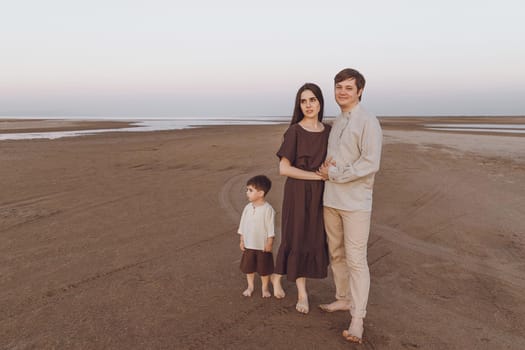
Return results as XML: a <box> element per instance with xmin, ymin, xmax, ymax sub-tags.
<box><xmin>279</xmin><ymin>157</ymin><xmax>323</xmax><ymax>180</ymax></box>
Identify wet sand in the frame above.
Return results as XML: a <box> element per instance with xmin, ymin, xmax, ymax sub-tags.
<box><xmin>1</xmin><ymin>117</ymin><xmax>524</xmax><ymax>349</ymax></box>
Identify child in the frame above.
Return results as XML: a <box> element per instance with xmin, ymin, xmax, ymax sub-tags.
<box><xmin>238</xmin><ymin>175</ymin><xmax>275</xmax><ymax>298</ymax></box>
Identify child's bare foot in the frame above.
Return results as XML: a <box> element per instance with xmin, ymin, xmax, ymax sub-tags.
<box><xmin>271</xmin><ymin>274</ymin><xmax>285</xmax><ymax>299</ymax></box>
<box><xmin>262</xmin><ymin>288</ymin><xmax>271</xmax><ymax>298</ymax></box>
<box><xmin>260</xmin><ymin>275</ymin><xmax>272</xmax><ymax>298</ymax></box>
<box><xmin>296</xmin><ymin>295</ymin><xmax>309</xmax><ymax>314</ymax></box>
<box><xmin>244</xmin><ymin>273</ymin><xmax>255</xmax><ymax>297</ymax></box>
<box><xmin>318</xmin><ymin>300</ymin><xmax>351</xmax><ymax>312</ymax></box>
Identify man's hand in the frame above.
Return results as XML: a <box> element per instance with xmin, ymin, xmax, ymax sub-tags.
<box><xmin>240</xmin><ymin>237</ymin><xmax>245</xmax><ymax>251</ymax></box>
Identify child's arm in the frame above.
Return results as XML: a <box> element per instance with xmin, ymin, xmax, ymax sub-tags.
<box><xmin>238</xmin><ymin>206</ymin><xmax>247</xmax><ymax>252</ymax></box>
<box><xmin>264</xmin><ymin>237</ymin><xmax>273</xmax><ymax>252</ymax></box>
<box><xmin>239</xmin><ymin>234</ymin><xmax>246</xmax><ymax>251</ymax></box>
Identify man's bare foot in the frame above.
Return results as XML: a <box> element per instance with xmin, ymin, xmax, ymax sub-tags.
<box><xmin>262</xmin><ymin>288</ymin><xmax>271</xmax><ymax>298</ymax></box>
<box><xmin>242</xmin><ymin>287</ymin><xmax>254</xmax><ymax>297</ymax></box>
<box><xmin>296</xmin><ymin>295</ymin><xmax>309</xmax><ymax>314</ymax></box>
<box><xmin>318</xmin><ymin>300</ymin><xmax>351</xmax><ymax>312</ymax></box>
<box><xmin>342</xmin><ymin>317</ymin><xmax>364</xmax><ymax>344</ymax></box>
<box><xmin>271</xmin><ymin>275</ymin><xmax>285</xmax><ymax>299</ymax></box>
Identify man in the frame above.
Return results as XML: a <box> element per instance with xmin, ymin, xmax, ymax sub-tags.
<box><xmin>317</xmin><ymin>68</ymin><xmax>382</xmax><ymax>344</ymax></box>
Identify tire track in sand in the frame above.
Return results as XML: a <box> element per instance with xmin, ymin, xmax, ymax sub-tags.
<box><xmin>218</xmin><ymin>172</ymin><xmax>257</xmax><ymax>224</ymax></box>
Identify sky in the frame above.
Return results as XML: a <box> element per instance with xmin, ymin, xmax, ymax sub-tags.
<box><xmin>1</xmin><ymin>0</ymin><xmax>524</xmax><ymax>118</ymax></box>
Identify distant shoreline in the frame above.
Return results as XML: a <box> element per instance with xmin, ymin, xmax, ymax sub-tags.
<box><xmin>1</xmin><ymin>115</ymin><xmax>524</xmax><ymax>141</ymax></box>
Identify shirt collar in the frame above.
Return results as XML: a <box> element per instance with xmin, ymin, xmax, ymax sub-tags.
<box><xmin>340</xmin><ymin>103</ymin><xmax>361</xmax><ymax>118</ymax></box>
<box><xmin>251</xmin><ymin>201</ymin><xmax>267</xmax><ymax>210</ymax></box>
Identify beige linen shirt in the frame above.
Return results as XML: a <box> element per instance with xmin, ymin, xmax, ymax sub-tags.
<box><xmin>237</xmin><ymin>202</ymin><xmax>275</xmax><ymax>250</ymax></box>
<box><xmin>324</xmin><ymin>103</ymin><xmax>382</xmax><ymax>212</ymax></box>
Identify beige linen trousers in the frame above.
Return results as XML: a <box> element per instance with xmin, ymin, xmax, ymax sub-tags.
<box><xmin>324</xmin><ymin>206</ymin><xmax>371</xmax><ymax>318</ymax></box>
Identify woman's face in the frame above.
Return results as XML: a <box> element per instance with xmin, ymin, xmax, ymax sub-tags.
<box><xmin>300</xmin><ymin>89</ymin><xmax>320</xmax><ymax>120</ymax></box>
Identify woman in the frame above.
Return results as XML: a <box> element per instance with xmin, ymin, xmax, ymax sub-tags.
<box><xmin>272</xmin><ymin>83</ymin><xmax>330</xmax><ymax>314</ymax></box>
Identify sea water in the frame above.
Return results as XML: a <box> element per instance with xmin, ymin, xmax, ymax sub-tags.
<box><xmin>0</xmin><ymin>117</ymin><xmax>291</xmax><ymax>141</ymax></box>
<box><xmin>2</xmin><ymin>118</ymin><xmax>524</xmax><ymax>141</ymax></box>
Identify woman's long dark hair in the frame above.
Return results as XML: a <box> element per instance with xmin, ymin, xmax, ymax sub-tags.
<box><xmin>290</xmin><ymin>83</ymin><xmax>324</xmax><ymax>125</ymax></box>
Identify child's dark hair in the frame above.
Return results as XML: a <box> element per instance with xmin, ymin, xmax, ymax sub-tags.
<box><xmin>247</xmin><ymin>175</ymin><xmax>272</xmax><ymax>195</ymax></box>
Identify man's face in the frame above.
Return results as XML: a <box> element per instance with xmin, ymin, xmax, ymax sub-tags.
<box><xmin>335</xmin><ymin>78</ymin><xmax>362</xmax><ymax>111</ymax></box>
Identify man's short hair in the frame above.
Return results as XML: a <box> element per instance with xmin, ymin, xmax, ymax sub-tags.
<box><xmin>247</xmin><ymin>175</ymin><xmax>272</xmax><ymax>195</ymax></box>
<box><xmin>334</xmin><ymin>68</ymin><xmax>366</xmax><ymax>101</ymax></box>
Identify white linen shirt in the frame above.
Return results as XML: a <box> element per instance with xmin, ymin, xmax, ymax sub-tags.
<box><xmin>324</xmin><ymin>103</ymin><xmax>383</xmax><ymax>212</ymax></box>
<box><xmin>237</xmin><ymin>201</ymin><xmax>275</xmax><ymax>250</ymax></box>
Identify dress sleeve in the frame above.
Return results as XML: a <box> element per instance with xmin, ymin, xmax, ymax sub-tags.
<box><xmin>276</xmin><ymin>125</ymin><xmax>297</xmax><ymax>164</ymax></box>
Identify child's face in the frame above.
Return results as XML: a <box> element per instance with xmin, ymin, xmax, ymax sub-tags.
<box><xmin>246</xmin><ymin>185</ymin><xmax>264</xmax><ymax>202</ymax></box>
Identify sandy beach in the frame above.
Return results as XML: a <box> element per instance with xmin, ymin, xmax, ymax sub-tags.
<box><xmin>1</xmin><ymin>117</ymin><xmax>524</xmax><ymax>349</ymax></box>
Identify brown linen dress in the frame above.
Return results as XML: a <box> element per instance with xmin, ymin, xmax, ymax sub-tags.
<box><xmin>275</xmin><ymin>123</ymin><xmax>330</xmax><ymax>281</ymax></box>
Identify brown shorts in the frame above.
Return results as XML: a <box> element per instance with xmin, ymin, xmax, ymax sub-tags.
<box><xmin>240</xmin><ymin>249</ymin><xmax>274</xmax><ymax>276</ymax></box>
